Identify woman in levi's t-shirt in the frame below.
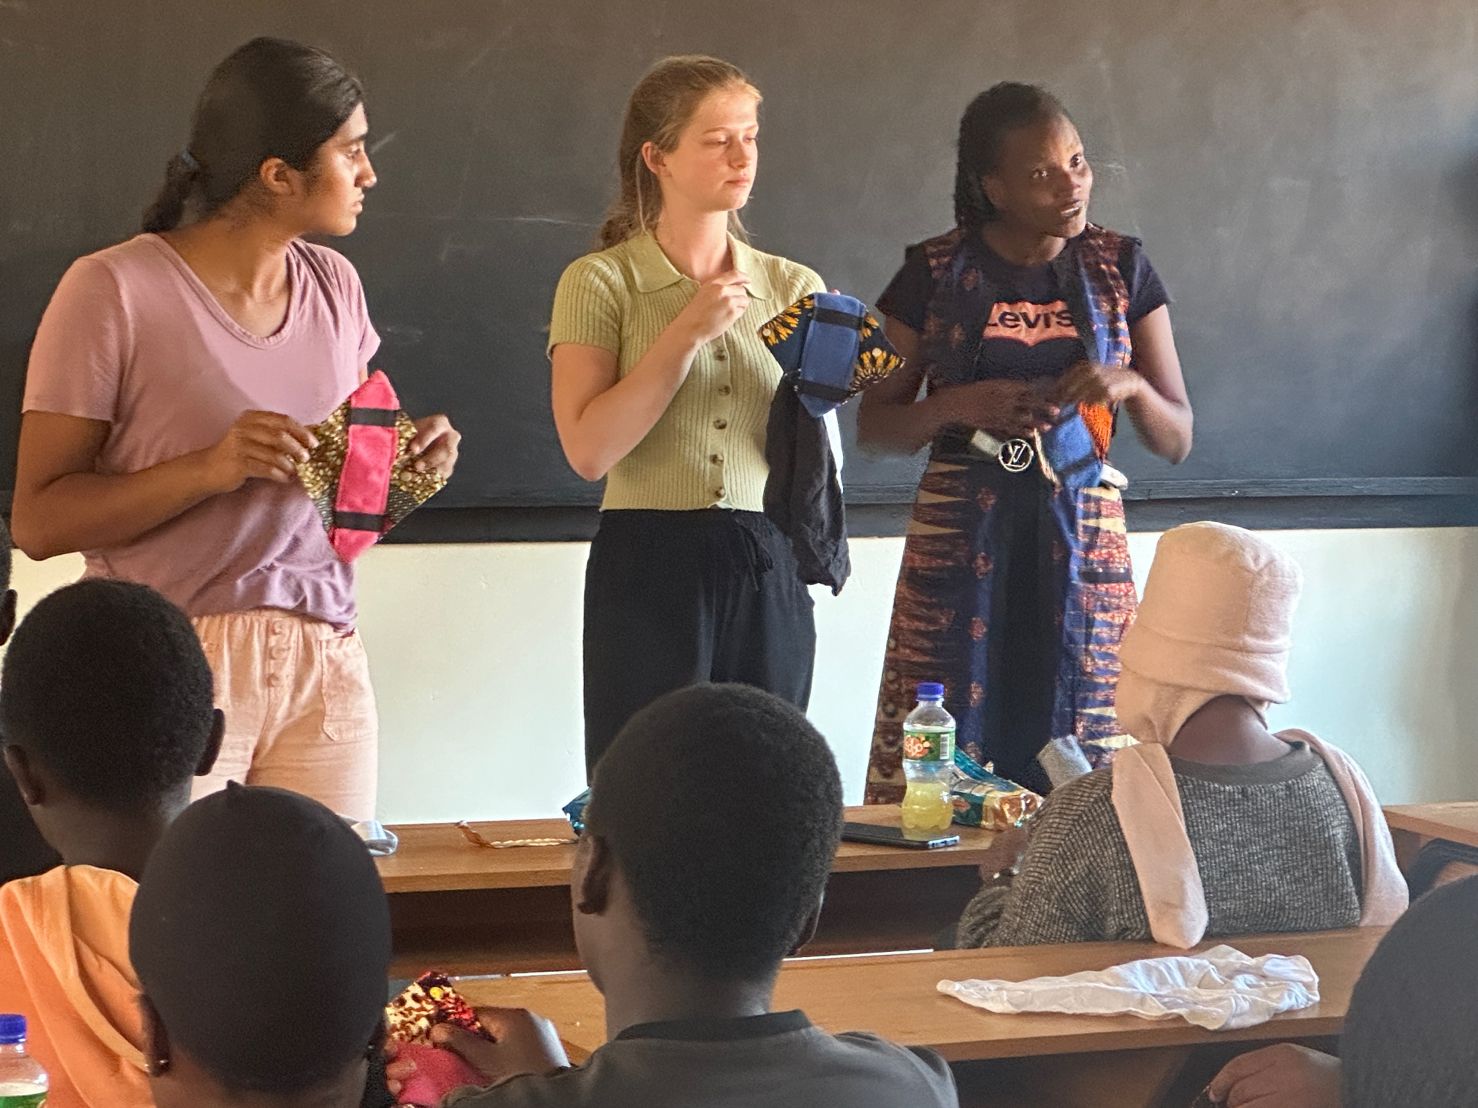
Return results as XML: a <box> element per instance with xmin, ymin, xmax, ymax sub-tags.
<box><xmin>13</xmin><ymin>37</ymin><xmax>460</xmax><ymax>822</ymax></box>
<box><xmin>859</xmin><ymin>84</ymin><xmax>1193</xmax><ymax>803</ymax></box>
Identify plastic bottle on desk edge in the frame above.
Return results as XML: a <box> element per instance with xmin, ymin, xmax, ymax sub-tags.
<box><xmin>0</xmin><ymin>1014</ymin><xmax>48</xmax><ymax>1107</ymax></box>
<box><xmin>900</xmin><ymin>681</ymin><xmax>956</xmax><ymax>837</ymax></box>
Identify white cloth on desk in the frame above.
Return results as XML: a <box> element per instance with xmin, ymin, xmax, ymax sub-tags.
<box><xmin>938</xmin><ymin>944</ymin><xmax>1319</xmax><ymax>1031</ymax></box>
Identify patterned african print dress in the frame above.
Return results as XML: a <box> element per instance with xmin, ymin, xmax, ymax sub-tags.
<box><xmin>865</xmin><ymin>224</ymin><xmax>1168</xmax><ymax>801</ymax></box>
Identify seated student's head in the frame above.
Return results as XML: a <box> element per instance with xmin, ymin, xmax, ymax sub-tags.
<box><xmin>1115</xmin><ymin>521</ymin><xmax>1302</xmax><ymax>750</ymax></box>
<box><xmin>0</xmin><ymin>517</ymin><xmax>60</xmax><ymax>885</ymax></box>
<box><xmin>574</xmin><ymin>683</ymin><xmax>844</xmax><ymax>997</ymax></box>
<box><xmin>1341</xmin><ymin>875</ymin><xmax>1478</xmax><ymax>1107</ymax></box>
<box><xmin>130</xmin><ymin>784</ymin><xmax>393</xmax><ymax>1108</ymax></box>
<box><xmin>0</xmin><ymin>579</ymin><xmax>223</xmax><ymax>876</ymax></box>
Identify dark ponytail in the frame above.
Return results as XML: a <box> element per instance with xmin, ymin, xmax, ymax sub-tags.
<box><xmin>141</xmin><ymin>36</ymin><xmax>363</xmax><ymax>233</ymax></box>
<box><xmin>953</xmin><ymin>82</ymin><xmax>1070</xmax><ymax>230</ymax></box>
<box><xmin>142</xmin><ymin>152</ymin><xmax>204</xmax><ymax>234</ymax></box>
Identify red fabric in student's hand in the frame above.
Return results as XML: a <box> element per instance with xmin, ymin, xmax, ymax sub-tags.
<box><xmin>332</xmin><ymin>371</ymin><xmax>399</xmax><ymax>562</ymax></box>
<box><xmin>299</xmin><ymin>372</ymin><xmax>447</xmax><ymax>563</ymax></box>
<box><xmin>395</xmin><ymin>1042</ymin><xmax>487</xmax><ymax>1106</ymax></box>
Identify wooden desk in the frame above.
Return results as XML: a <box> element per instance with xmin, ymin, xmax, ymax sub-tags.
<box><xmin>457</xmin><ymin>929</ymin><xmax>1382</xmax><ymax>1062</ymax></box>
<box><xmin>1384</xmin><ymin>802</ymin><xmax>1478</xmax><ymax>870</ymax></box>
<box><xmin>459</xmin><ymin>930</ymin><xmax>1380</xmax><ymax>1107</ymax></box>
<box><xmin>379</xmin><ymin>806</ymin><xmax>996</xmax><ymax>977</ymax></box>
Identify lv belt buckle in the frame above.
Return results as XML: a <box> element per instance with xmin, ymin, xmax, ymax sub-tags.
<box><xmin>998</xmin><ymin>437</ymin><xmax>1035</xmax><ymax>473</ymax></box>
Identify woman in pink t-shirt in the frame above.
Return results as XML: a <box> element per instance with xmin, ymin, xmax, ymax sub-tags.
<box><xmin>13</xmin><ymin>38</ymin><xmax>460</xmax><ymax>821</ymax></box>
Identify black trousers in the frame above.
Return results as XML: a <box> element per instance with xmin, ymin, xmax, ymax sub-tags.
<box><xmin>583</xmin><ymin>509</ymin><xmax>817</xmax><ymax>776</ymax></box>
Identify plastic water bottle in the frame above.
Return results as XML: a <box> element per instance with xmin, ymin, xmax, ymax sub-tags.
<box><xmin>900</xmin><ymin>682</ymin><xmax>956</xmax><ymax>836</ymax></box>
<box><xmin>0</xmin><ymin>1015</ymin><xmax>47</xmax><ymax>1107</ymax></box>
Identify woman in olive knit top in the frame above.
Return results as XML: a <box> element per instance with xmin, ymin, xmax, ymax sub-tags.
<box><xmin>549</xmin><ymin>56</ymin><xmax>825</xmax><ymax>774</ymax></box>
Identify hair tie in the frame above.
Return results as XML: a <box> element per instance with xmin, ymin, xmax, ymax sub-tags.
<box><xmin>178</xmin><ymin>148</ymin><xmax>200</xmax><ymax>173</ymax></box>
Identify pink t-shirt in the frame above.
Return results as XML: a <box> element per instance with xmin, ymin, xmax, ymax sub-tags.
<box><xmin>23</xmin><ymin>233</ymin><xmax>380</xmax><ymax>629</ymax></box>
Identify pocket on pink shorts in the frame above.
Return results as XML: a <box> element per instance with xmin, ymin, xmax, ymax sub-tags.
<box><xmin>318</xmin><ymin>631</ymin><xmax>377</xmax><ymax>743</ymax></box>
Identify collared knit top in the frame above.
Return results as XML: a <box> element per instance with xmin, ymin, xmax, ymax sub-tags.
<box><xmin>549</xmin><ymin>232</ymin><xmax>822</xmax><ymax>512</ymax></box>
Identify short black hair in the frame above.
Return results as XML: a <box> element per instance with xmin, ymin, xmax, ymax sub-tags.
<box><xmin>0</xmin><ymin>579</ymin><xmax>215</xmax><ymax>810</ymax></box>
<box><xmin>0</xmin><ymin>518</ymin><xmax>56</xmax><ymax>884</ymax></box>
<box><xmin>589</xmin><ymin>684</ymin><xmax>844</xmax><ymax>981</ymax></box>
<box><xmin>955</xmin><ymin>82</ymin><xmax>1071</xmax><ymax>229</ymax></box>
<box><xmin>1342</xmin><ymin>875</ymin><xmax>1478</xmax><ymax>1107</ymax></box>
<box><xmin>131</xmin><ymin>784</ymin><xmax>391</xmax><ymax>1094</ymax></box>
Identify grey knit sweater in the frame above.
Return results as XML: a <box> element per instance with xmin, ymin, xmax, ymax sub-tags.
<box><xmin>957</xmin><ymin>742</ymin><xmax>1365</xmax><ymax>947</ymax></box>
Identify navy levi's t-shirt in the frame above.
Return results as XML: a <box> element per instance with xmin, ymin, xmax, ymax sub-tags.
<box><xmin>876</xmin><ymin>232</ymin><xmax>1170</xmax><ymax>381</ymax></box>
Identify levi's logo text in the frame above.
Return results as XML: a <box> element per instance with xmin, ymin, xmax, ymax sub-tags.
<box><xmin>985</xmin><ymin>300</ymin><xmax>1075</xmax><ymax>346</ymax></box>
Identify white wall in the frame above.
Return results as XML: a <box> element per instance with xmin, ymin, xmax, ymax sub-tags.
<box><xmin>14</xmin><ymin>527</ymin><xmax>1478</xmax><ymax>823</ymax></box>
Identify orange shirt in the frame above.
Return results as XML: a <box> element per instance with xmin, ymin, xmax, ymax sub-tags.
<box><xmin>0</xmin><ymin>866</ymin><xmax>151</xmax><ymax>1108</ymax></box>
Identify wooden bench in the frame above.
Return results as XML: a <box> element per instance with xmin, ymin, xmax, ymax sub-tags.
<box><xmin>1384</xmin><ymin>802</ymin><xmax>1478</xmax><ymax>896</ymax></box>
<box><xmin>378</xmin><ymin>805</ymin><xmax>998</xmax><ymax>977</ymax></box>
<box><xmin>1384</xmin><ymin>801</ymin><xmax>1478</xmax><ymax>866</ymax></box>
<box><xmin>458</xmin><ymin>928</ymin><xmax>1383</xmax><ymax>1108</ymax></box>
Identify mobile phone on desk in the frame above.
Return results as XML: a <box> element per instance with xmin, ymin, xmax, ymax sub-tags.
<box><xmin>841</xmin><ymin>822</ymin><xmax>960</xmax><ymax>849</ymax></box>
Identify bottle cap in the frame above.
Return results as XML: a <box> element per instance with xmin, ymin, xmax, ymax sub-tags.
<box><xmin>917</xmin><ymin>682</ymin><xmax>945</xmax><ymax>700</ymax></box>
<box><xmin>0</xmin><ymin>1014</ymin><xmax>26</xmax><ymax>1045</ymax></box>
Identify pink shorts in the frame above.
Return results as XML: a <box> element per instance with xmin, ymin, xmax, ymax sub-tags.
<box><xmin>191</xmin><ymin>610</ymin><xmax>378</xmax><ymax>820</ymax></box>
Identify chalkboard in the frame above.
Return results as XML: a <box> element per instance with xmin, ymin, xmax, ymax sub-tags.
<box><xmin>1</xmin><ymin>0</ymin><xmax>1475</xmax><ymax>535</ymax></box>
